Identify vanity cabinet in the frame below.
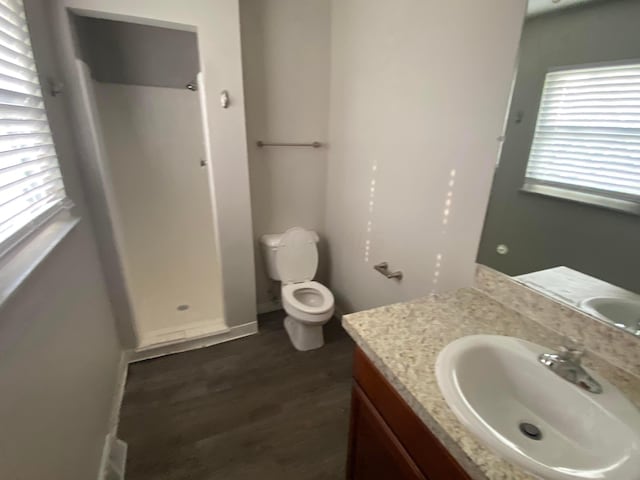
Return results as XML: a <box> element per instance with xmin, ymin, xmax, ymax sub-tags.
<box><xmin>347</xmin><ymin>348</ymin><xmax>471</xmax><ymax>480</ymax></box>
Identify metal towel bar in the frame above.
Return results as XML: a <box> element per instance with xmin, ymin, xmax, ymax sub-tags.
<box><xmin>257</xmin><ymin>141</ymin><xmax>322</xmax><ymax>148</ymax></box>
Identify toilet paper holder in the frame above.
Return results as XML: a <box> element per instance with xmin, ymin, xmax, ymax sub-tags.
<box><xmin>374</xmin><ymin>262</ymin><xmax>403</xmax><ymax>280</ymax></box>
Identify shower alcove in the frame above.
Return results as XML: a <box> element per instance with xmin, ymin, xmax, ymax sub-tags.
<box><xmin>71</xmin><ymin>15</ymin><xmax>226</xmax><ymax>351</ymax></box>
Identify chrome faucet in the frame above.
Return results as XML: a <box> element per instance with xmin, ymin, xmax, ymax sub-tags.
<box><xmin>539</xmin><ymin>342</ymin><xmax>603</xmax><ymax>394</ymax></box>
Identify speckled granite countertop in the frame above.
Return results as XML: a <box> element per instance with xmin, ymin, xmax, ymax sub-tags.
<box><xmin>342</xmin><ymin>288</ymin><xmax>640</xmax><ymax>480</ymax></box>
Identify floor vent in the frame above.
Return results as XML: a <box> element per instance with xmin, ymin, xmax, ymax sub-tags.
<box><xmin>105</xmin><ymin>438</ymin><xmax>127</xmax><ymax>480</ymax></box>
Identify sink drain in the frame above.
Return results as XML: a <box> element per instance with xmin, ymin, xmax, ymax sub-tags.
<box><xmin>519</xmin><ymin>422</ymin><xmax>542</xmax><ymax>440</ymax></box>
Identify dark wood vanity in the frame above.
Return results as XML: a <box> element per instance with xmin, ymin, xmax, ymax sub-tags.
<box><xmin>346</xmin><ymin>348</ymin><xmax>471</xmax><ymax>480</ymax></box>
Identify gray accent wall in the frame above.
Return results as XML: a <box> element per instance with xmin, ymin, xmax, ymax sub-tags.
<box><xmin>477</xmin><ymin>0</ymin><xmax>640</xmax><ymax>294</ymax></box>
<box><xmin>73</xmin><ymin>14</ymin><xmax>199</xmax><ymax>89</ymax></box>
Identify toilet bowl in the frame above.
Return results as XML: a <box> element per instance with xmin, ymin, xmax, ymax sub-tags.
<box><xmin>282</xmin><ymin>281</ymin><xmax>334</xmax><ymax>350</ymax></box>
<box><xmin>260</xmin><ymin>228</ymin><xmax>335</xmax><ymax>351</ymax></box>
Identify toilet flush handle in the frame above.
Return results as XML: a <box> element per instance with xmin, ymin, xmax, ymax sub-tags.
<box><xmin>373</xmin><ymin>262</ymin><xmax>403</xmax><ymax>280</ymax></box>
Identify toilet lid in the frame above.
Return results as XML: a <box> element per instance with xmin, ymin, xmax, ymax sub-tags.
<box><xmin>275</xmin><ymin>227</ymin><xmax>318</xmax><ymax>283</ymax></box>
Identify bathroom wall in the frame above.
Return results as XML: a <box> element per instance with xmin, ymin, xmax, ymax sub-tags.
<box><xmin>477</xmin><ymin>0</ymin><xmax>640</xmax><ymax>293</ymax></box>
<box><xmin>240</xmin><ymin>0</ymin><xmax>331</xmax><ymax>311</ymax></box>
<box><xmin>325</xmin><ymin>0</ymin><xmax>527</xmax><ymax>313</ymax></box>
<box><xmin>93</xmin><ymin>83</ymin><xmax>225</xmax><ymax>346</ymax></box>
<box><xmin>53</xmin><ymin>0</ymin><xmax>257</xmax><ymax>330</ymax></box>
<box><xmin>0</xmin><ymin>1</ymin><xmax>124</xmax><ymax>479</ymax></box>
<box><xmin>0</xmin><ymin>226</ymin><xmax>124</xmax><ymax>480</ymax></box>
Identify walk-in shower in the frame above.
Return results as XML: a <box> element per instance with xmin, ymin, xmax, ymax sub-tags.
<box><xmin>71</xmin><ymin>15</ymin><xmax>225</xmax><ymax>349</ymax></box>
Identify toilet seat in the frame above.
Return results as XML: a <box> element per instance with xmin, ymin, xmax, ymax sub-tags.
<box><xmin>282</xmin><ymin>281</ymin><xmax>334</xmax><ymax>315</ymax></box>
<box><xmin>275</xmin><ymin>227</ymin><xmax>318</xmax><ymax>284</ymax></box>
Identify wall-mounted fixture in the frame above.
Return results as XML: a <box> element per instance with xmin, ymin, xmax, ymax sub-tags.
<box><xmin>373</xmin><ymin>262</ymin><xmax>403</xmax><ymax>280</ymax></box>
<box><xmin>220</xmin><ymin>90</ymin><xmax>230</xmax><ymax>108</ymax></box>
<box><xmin>47</xmin><ymin>77</ymin><xmax>64</xmax><ymax>96</ymax></box>
<box><xmin>496</xmin><ymin>244</ymin><xmax>509</xmax><ymax>255</ymax></box>
<box><xmin>256</xmin><ymin>141</ymin><xmax>322</xmax><ymax>148</ymax></box>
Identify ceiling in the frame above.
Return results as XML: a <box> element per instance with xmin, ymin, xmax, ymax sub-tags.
<box><xmin>526</xmin><ymin>0</ymin><xmax>600</xmax><ymax>17</ymax></box>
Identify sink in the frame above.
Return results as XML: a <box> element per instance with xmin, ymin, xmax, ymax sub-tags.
<box><xmin>579</xmin><ymin>297</ymin><xmax>640</xmax><ymax>335</ymax></box>
<box><xmin>435</xmin><ymin>335</ymin><xmax>640</xmax><ymax>480</ymax></box>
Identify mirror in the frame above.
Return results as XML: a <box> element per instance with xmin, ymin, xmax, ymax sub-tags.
<box><xmin>477</xmin><ymin>0</ymin><xmax>640</xmax><ymax>337</ymax></box>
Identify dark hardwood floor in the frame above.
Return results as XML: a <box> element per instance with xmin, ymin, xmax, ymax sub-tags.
<box><xmin>118</xmin><ymin>311</ymin><xmax>354</xmax><ymax>480</ymax></box>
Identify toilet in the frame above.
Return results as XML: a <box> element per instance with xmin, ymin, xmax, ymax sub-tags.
<box><xmin>260</xmin><ymin>227</ymin><xmax>335</xmax><ymax>351</ymax></box>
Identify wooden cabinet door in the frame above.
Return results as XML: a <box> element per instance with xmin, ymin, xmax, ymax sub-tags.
<box><xmin>347</xmin><ymin>384</ymin><xmax>427</xmax><ymax>480</ymax></box>
<box><xmin>351</xmin><ymin>348</ymin><xmax>471</xmax><ymax>480</ymax></box>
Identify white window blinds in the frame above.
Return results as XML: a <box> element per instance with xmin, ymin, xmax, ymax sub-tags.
<box><xmin>0</xmin><ymin>0</ymin><xmax>67</xmax><ymax>253</ymax></box>
<box><xmin>525</xmin><ymin>62</ymin><xmax>640</xmax><ymax>209</ymax></box>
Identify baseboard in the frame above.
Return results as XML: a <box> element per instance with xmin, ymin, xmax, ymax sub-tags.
<box><xmin>109</xmin><ymin>351</ymin><xmax>129</xmax><ymax>434</ymax></box>
<box><xmin>257</xmin><ymin>299</ymin><xmax>282</xmax><ymax>314</ymax></box>
<box><xmin>97</xmin><ymin>433</ymin><xmax>113</xmax><ymax>480</ymax></box>
<box><xmin>107</xmin><ymin>438</ymin><xmax>127</xmax><ymax>480</ymax></box>
<box><xmin>137</xmin><ymin>318</ymin><xmax>229</xmax><ymax>349</ymax></box>
<box><xmin>130</xmin><ymin>321</ymin><xmax>259</xmax><ymax>362</ymax></box>
<box><xmin>97</xmin><ymin>351</ymin><xmax>129</xmax><ymax>480</ymax></box>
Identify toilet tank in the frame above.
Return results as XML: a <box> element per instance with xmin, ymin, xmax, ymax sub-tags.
<box><xmin>259</xmin><ymin>230</ymin><xmax>319</xmax><ymax>281</ymax></box>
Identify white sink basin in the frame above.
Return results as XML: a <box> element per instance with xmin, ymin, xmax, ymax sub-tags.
<box><xmin>436</xmin><ymin>335</ymin><xmax>640</xmax><ymax>480</ymax></box>
<box><xmin>580</xmin><ymin>297</ymin><xmax>640</xmax><ymax>335</ymax></box>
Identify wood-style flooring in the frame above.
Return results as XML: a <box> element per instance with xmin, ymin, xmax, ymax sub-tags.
<box><xmin>118</xmin><ymin>311</ymin><xmax>355</xmax><ymax>480</ymax></box>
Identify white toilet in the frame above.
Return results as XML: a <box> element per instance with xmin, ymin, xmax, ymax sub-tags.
<box><xmin>260</xmin><ymin>227</ymin><xmax>335</xmax><ymax>351</ymax></box>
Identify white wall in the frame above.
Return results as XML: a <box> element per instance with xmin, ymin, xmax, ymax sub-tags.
<box><xmin>54</xmin><ymin>0</ymin><xmax>257</xmax><ymax>329</ymax></box>
<box><xmin>326</xmin><ymin>0</ymin><xmax>526</xmax><ymax>312</ymax></box>
<box><xmin>240</xmin><ymin>0</ymin><xmax>331</xmax><ymax>309</ymax></box>
<box><xmin>94</xmin><ymin>83</ymin><xmax>224</xmax><ymax>344</ymax></box>
<box><xmin>0</xmin><ymin>2</ymin><xmax>124</xmax><ymax>479</ymax></box>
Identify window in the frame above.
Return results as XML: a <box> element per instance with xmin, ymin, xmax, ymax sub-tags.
<box><xmin>0</xmin><ymin>0</ymin><xmax>69</xmax><ymax>255</ymax></box>
<box><xmin>523</xmin><ymin>61</ymin><xmax>640</xmax><ymax>214</ymax></box>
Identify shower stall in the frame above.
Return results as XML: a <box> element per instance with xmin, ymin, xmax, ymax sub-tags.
<box><xmin>71</xmin><ymin>15</ymin><xmax>226</xmax><ymax>350</ymax></box>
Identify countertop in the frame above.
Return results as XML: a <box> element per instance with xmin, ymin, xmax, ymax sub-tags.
<box><xmin>342</xmin><ymin>287</ymin><xmax>640</xmax><ymax>480</ymax></box>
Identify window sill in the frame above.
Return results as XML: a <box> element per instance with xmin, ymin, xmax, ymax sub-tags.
<box><xmin>0</xmin><ymin>211</ymin><xmax>81</xmax><ymax>308</ymax></box>
<box><xmin>520</xmin><ymin>183</ymin><xmax>640</xmax><ymax>216</ymax></box>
